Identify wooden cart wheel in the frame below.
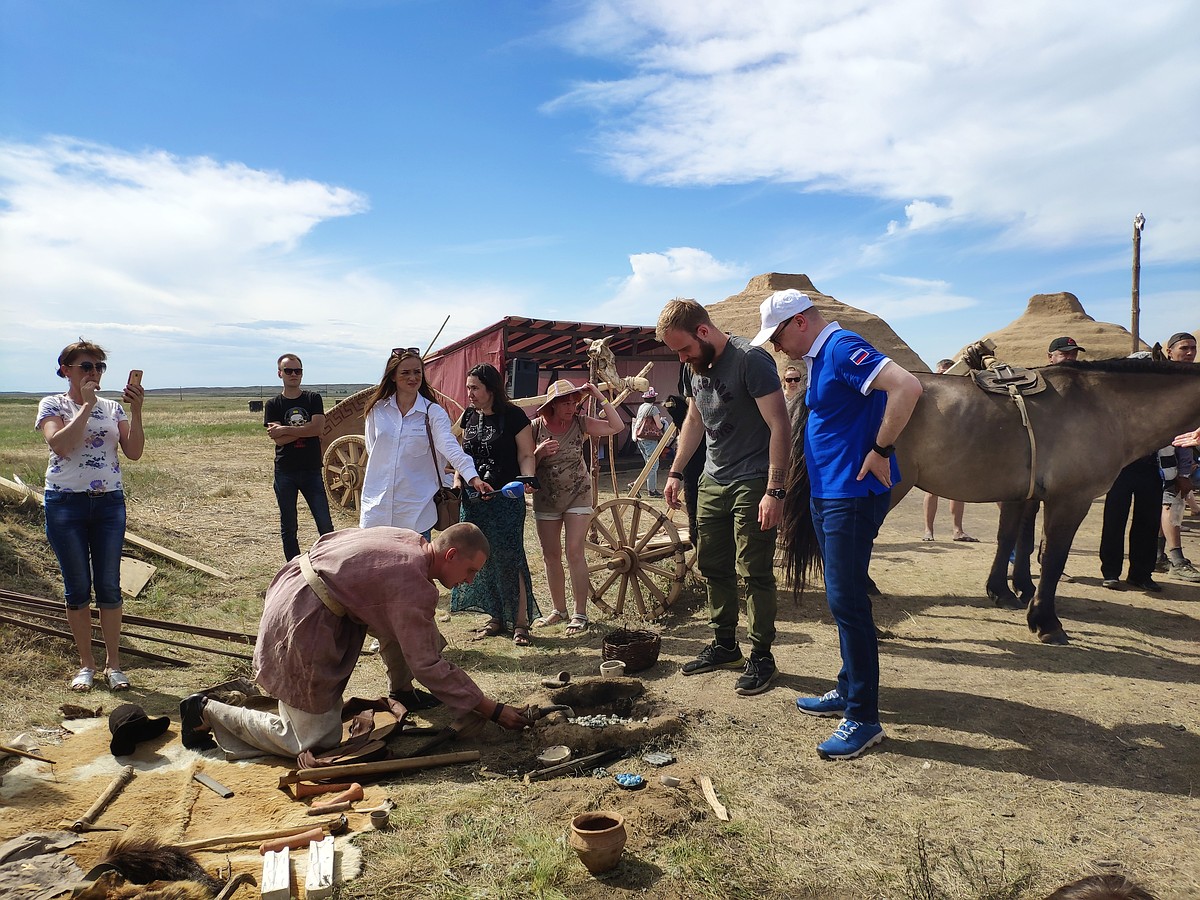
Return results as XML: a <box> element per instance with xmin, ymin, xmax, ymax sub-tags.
<box><xmin>585</xmin><ymin>498</ymin><xmax>686</xmax><ymax>619</ymax></box>
<box><xmin>323</xmin><ymin>435</ymin><xmax>368</xmax><ymax>513</ymax></box>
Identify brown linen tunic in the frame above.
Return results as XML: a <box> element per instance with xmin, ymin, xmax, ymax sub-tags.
<box><xmin>253</xmin><ymin>527</ymin><xmax>485</xmax><ymax>715</ymax></box>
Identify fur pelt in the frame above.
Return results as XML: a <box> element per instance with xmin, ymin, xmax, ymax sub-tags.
<box><xmin>88</xmin><ymin>838</ymin><xmax>223</xmax><ymax>896</ymax></box>
<box><xmin>74</xmin><ymin>870</ymin><xmax>216</xmax><ymax>900</ymax></box>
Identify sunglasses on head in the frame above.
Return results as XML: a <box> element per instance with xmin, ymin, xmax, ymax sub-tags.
<box><xmin>391</xmin><ymin>347</ymin><xmax>420</xmax><ymax>358</ymax></box>
<box><xmin>67</xmin><ymin>362</ymin><xmax>107</xmax><ymax>373</ymax></box>
<box><xmin>282</xmin><ymin>367</ymin><xmax>302</xmax><ymax>375</ymax></box>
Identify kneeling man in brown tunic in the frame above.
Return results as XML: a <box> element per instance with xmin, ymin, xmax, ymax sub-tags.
<box><xmin>181</xmin><ymin>523</ymin><xmax>530</xmax><ymax>759</ymax></box>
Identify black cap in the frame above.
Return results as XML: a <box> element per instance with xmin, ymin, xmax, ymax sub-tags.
<box><xmin>1166</xmin><ymin>332</ymin><xmax>1195</xmax><ymax>349</ymax></box>
<box><xmin>1048</xmin><ymin>336</ymin><xmax>1085</xmax><ymax>354</ymax></box>
<box><xmin>108</xmin><ymin>703</ymin><xmax>171</xmax><ymax>756</ymax></box>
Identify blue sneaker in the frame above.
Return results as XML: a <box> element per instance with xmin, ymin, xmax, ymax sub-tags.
<box><xmin>817</xmin><ymin>718</ymin><xmax>885</xmax><ymax>760</ymax></box>
<box><xmin>795</xmin><ymin>689</ymin><xmax>847</xmax><ymax>718</ymax></box>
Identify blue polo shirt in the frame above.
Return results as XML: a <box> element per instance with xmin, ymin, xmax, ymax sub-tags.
<box><xmin>804</xmin><ymin>323</ymin><xmax>900</xmax><ymax>499</ymax></box>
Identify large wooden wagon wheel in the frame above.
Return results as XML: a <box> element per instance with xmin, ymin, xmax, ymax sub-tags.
<box><xmin>585</xmin><ymin>498</ymin><xmax>686</xmax><ymax>619</ymax></box>
<box><xmin>323</xmin><ymin>435</ymin><xmax>368</xmax><ymax>513</ymax></box>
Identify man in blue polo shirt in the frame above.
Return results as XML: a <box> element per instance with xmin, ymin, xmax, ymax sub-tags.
<box><xmin>753</xmin><ymin>290</ymin><xmax>923</xmax><ymax>759</ymax></box>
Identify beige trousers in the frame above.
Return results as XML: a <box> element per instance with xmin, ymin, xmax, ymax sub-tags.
<box><xmin>203</xmin><ymin>699</ymin><xmax>343</xmax><ymax>761</ymax></box>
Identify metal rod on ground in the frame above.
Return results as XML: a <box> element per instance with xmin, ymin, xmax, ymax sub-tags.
<box><xmin>0</xmin><ymin>589</ymin><xmax>256</xmax><ymax>645</ymax></box>
<box><xmin>0</xmin><ymin>602</ymin><xmax>252</xmax><ymax>661</ymax></box>
<box><xmin>0</xmin><ymin>614</ymin><xmax>189</xmax><ymax>667</ymax></box>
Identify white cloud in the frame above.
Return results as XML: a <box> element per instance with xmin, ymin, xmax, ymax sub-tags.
<box><xmin>849</xmin><ymin>274</ymin><xmax>978</xmax><ymax>320</ymax></box>
<box><xmin>550</xmin><ymin>0</ymin><xmax>1200</xmax><ymax>261</ymax></box>
<box><xmin>600</xmin><ymin>246</ymin><xmax>746</xmax><ymax>321</ymax></box>
<box><xmin>0</xmin><ymin>138</ymin><xmax>513</xmax><ymax>390</ymax></box>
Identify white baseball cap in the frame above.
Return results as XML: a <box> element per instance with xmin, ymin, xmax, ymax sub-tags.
<box><xmin>750</xmin><ymin>289</ymin><xmax>815</xmax><ymax>347</ymax></box>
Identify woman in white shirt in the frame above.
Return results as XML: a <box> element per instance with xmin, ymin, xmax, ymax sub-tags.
<box><xmin>360</xmin><ymin>348</ymin><xmax>487</xmax><ymax>536</ymax></box>
<box><xmin>358</xmin><ymin>347</ymin><xmax>488</xmax><ymax>710</ymax></box>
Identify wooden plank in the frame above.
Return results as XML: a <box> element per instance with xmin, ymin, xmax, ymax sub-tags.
<box><xmin>119</xmin><ymin>556</ymin><xmax>156</xmax><ymax>597</ymax></box>
<box><xmin>695</xmin><ymin>775</ymin><xmax>729</xmax><ymax>821</ymax></box>
<box><xmin>1</xmin><ymin>475</ymin><xmax>231</xmax><ymax>580</ymax></box>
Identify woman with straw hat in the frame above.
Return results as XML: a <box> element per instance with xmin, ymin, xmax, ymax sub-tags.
<box><xmin>530</xmin><ymin>379</ymin><xmax>624</xmax><ymax>635</ymax></box>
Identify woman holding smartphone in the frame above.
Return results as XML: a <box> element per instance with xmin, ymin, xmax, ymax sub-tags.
<box><xmin>36</xmin><ymin>340</ymin><xmax>145</xmax><ymax>691</ymax></box>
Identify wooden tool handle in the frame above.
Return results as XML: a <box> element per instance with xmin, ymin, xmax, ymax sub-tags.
<box><xmin>278</xmin><ymin>749</ymin><xmax>480</xmax><ymax>785</ymax></box>
<box><xmin>306</xmin><ymin>800</ymin><xmax>351</xmax><ymax>816</ymax></box>
<box><xmin>76</xmin><ymin>765</ymin><xmax>134</xmax><ymax>828</ymax></box>
<box><xmin>175</xmin><ymin>815</ymin><xmax>345</xmax><ymax>851</ymax></box>
<box><xmin>260</xmin><ymin>826</ymin><xmax>325</xmax><ymax>855</ymax></box>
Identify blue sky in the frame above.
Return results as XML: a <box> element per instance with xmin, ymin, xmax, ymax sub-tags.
<box><xmin>2</xmin><ymin>0</ymin><xmax>1197</xmax><ymax>392</ymax></box>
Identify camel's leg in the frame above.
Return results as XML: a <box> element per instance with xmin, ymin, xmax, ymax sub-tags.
<box><xmin>1011</xmin><ymin>500</ymin><xmax>1039</xmax><ymax>603</ymax></box>
<box><xmin>1027</xmin><ymin>497</ymin><xmax>1091</xmax><ymax>645</ymax></box>
<box><xmin>986</xmin><ymin>501</ymin><xmax>1025</xmax><ymax>610</ymax></box>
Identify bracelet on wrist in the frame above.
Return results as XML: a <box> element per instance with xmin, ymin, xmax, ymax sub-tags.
<box><xmin>490</xmin><ymin>702</ymin><xmax>505</xmax><ymax>723</ymax></box>
<box><xmin>667</xmin><ymin>471</ymin><xmax>683</xmax><ymax>480</ymax></box>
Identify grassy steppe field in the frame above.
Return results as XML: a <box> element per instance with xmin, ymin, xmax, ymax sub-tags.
<box><xmin>1</xmin><ymin>394</ymin><xmax>1198</xmax><ymax>899</ymax></box>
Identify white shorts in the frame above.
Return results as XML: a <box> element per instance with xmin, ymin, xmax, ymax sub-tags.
<box><xmin>534</xmin><ymin>507</ymin><xmax>593</xmax><ymax>522</ymax></box>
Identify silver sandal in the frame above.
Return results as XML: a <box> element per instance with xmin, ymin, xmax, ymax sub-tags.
<box><xmin>106</xmin><ymin>669</ymin><xmax>131</xmax><ymax>691</ymax></box>
<box><xmin>71</xmin><ymin>667</ymin><xmax>95</xmax><ymax>692</ymax></box>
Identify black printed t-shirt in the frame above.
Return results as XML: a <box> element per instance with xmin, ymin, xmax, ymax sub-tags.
<box><xmin>457</xmin><ymin>405</ymin><xmax>531</xmax><ymax>488</ymax></box>
<box><xmin>265</xmin><ymin>390</ymin><xmax>325</xmax><ymax>471</ymax></box>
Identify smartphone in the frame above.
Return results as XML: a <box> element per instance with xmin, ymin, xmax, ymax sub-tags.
<box><xmin>123</xmin><ymin>369</ymin><xmax>143</xmax><ymax>403</ymax></box>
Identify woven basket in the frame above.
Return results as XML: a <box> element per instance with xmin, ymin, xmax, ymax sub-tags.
<box><xmin>601</xmin><ymin>628</ymin><xmax>662</xmax><ymax>673</ymax></box>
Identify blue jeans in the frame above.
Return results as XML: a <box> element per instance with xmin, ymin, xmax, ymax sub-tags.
<box><xmin>637</xmin><ymin>439</ymin><xmax>660</xmax><ymax>492</ymax></box>
<box><xmin>44</xmin><ymin>490</ymin><xmax>127</xmax><ymax>610</ymax></box>
<box><xmin>274</xmin><ymin>467</ymin><xmax>335</xmax><ymax>560</ymax></box>
<box><xmin>810</xmin><ymin>492</ymin><xmax>890</xmax><ymax>724</ymax></box>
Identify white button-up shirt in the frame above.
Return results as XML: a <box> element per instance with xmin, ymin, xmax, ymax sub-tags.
<box><xmin>360</xmin><ymin>395</ymin><xmax>479</xmax><ymax>533</ymax></box>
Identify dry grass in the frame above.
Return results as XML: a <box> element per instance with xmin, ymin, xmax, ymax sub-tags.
<box><xmin>2</xmin><ymin>394</ymin><xmax>1199</xmax><ymax>899</ymax></box>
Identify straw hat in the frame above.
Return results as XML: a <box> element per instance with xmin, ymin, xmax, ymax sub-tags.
<box><xmin>537</xmin><ymin>379</ymin><xmax>587</xmax><ymax>414</ymax></box>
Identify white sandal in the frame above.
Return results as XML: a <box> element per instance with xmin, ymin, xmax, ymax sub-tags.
<box><xmin>566</xmin><ymin>614</ymin><xmax>589</xmax><ymax>635</ymax></box>
<box><xmin>533</xmin><ymin>610</ymin><xmax>569</xmax><ymax>628</ymax></box>
<box><xmin>106</xmin><ymin>669</ymin><xmax>131</xmax><ymax>691</ymax></box>
<box><xmin>71</xmin><ymin>667</ymin><xmax>95</xmax><ymax>692</ymax></box>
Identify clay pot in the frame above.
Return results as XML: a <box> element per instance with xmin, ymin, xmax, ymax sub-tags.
<box><xmin>568</xmin><ymin>811</ymin><xmax>627</xmax><ymax>874</ymax></box>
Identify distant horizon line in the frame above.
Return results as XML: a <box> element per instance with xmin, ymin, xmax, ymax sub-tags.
<box><xmin>0</xmin><ymin>383</ymin><xmax>374</xmax><ymax>398</ymax></box>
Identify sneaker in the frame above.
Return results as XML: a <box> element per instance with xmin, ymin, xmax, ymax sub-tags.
<box><xmin>734</xmin><ymin>651</ymin><xmax>776</xmax><ymax>695</ymax></box>
<box><xmin>389</xmin><ymin>688</ymin><xmax>443</xmax><ymax>711</ymax></box>
<box><xmin>816</xmin><ymin>718</ymin><xmax>885</xmax><ymax>760</ymax></box>
<box><xmin>1125</xmin><ymin>577</ymin><xmax>1163</xmax><ymax>593</ymax></box>
<box><xmin>1168</xmin><ymin>560</ymin><xmax>1200</xmax><ymax>583</ymax></box>
<box><xmin>1155</xmin><ymin>557</ymin><xmax>1170</xmax><ymax>573</ymax></box>
<box><xmin>681</xmin><ymin>641</ymin><xmax>744</xmax><ymax>675</ymax></box>
<box><xmin>795</xmin><ymin>689</ymin><xmax>847</xmax><ymax>718</ymax></box>
<box><xmin>1100</xmin><ymin>578</ymin><xmax>1122</xmax><ymax>590</ymax></box>
<box><xmin>648</xmin><ymin>490</ymin><xmax>663</xmax><ymax>498</ymax></box>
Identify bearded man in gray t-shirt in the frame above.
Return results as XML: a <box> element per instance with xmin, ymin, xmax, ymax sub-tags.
<box><xmin>657</xmin><ymin>298</ymin><xmax>791</xmax><ymax>696</ymax></box>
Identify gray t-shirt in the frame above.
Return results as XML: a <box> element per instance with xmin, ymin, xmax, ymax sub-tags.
<box><xmin>684</xmin><ymin>335</ymin><xmax>780</xmax><ymax>484</ymax></box>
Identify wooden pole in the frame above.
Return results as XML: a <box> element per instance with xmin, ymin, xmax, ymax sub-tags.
<box><xmin>1131</xmin><ymin>213</ymin><xmax>1145</xmax><ymax>353</ymax></box>
<box><xmin>276</xmin><ymin>750</ymin><xmax>481</xmax><ymax>786</ymax></box>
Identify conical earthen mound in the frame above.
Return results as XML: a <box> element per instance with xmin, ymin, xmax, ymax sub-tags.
<box><xmin>706</xmin><ymin>273</ymin><xmax>930</xmax><ymax>374</ymax></box>
<box><xmin>963</xmin><ymin>292</ymin><xmax>1147</xmax><ymax>366</ymax></box>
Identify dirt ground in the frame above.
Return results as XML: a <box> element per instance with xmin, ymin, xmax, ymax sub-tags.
<box><xmin>2</xmin><ymin>416</ymin><xmax>1199</xmax><ymax>899</ymax></box>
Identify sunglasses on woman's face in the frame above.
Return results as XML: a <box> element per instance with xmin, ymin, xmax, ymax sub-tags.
<box><xmin>784</xmin><ymin>377</ymin><xmax>802</xmax><ymax>383</ymax></box>
<box><xmin>67</xmin><ymin>362</ymin><xmax>107</xmax><ymax>373</ymax></box>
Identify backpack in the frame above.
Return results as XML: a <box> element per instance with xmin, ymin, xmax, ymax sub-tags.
<box><xmin>636</xmin><ymin>406</ymin><xmax>663</xmax><ymax>441</ymax></box>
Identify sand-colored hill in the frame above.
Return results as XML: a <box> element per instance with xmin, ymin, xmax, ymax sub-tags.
<box><xmin>705</xmin><ymin>273</ymin><xmax>930</xmax><ymax>374</ymax></box>
<box><xmin>963</xmin><ymin>292</ymin><xmax>1148</xmax><ymax>366</ymax></box>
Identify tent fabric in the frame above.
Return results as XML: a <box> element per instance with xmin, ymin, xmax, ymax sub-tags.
<box><xmin>423</xmin><ymin>317</ymin><xmax>677</xmax><ymax>417</ymax></box>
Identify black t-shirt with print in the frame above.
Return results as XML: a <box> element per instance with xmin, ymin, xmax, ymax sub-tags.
<box><xmin>265</xmin><ymin>390</ymin><xmax>325</xmax><ymax>471</ymax></box>
<box><xmin>457</xmin><ymin>405</ymin><xmax>531</xmax><ymax>488</ymax></box>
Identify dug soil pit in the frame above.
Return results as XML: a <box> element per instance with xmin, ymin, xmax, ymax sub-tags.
<box><xmin>523</xmin><ymin>677</ymin><xmax>687</xmax><ymax>758</ymax></box>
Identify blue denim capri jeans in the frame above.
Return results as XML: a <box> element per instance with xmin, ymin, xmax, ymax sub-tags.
<box><xmin>44</xmin><ymin>489</ymin><xmax>126</xmax><ymax>610</ymax></box>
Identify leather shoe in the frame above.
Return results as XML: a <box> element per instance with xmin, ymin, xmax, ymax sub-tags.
<box><xmin>1125</xmin><ymin>577</ymin><xmax>1163</xmax><ymax>593</ymax></box>
<box><xmin>179</xmin><ymin>693</ymin><xmax>215</xmax><ymax>749</ymax></box>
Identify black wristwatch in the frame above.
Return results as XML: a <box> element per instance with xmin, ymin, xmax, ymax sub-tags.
<box><xmin>871</xmin><ymin>442</ymin><xmax>895</xmax><ymax>458</ymax></box>
<box><xmin>765</xmin><ymin>488</ymin><xmax>786</xmax><ymax>499</ymax></box>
